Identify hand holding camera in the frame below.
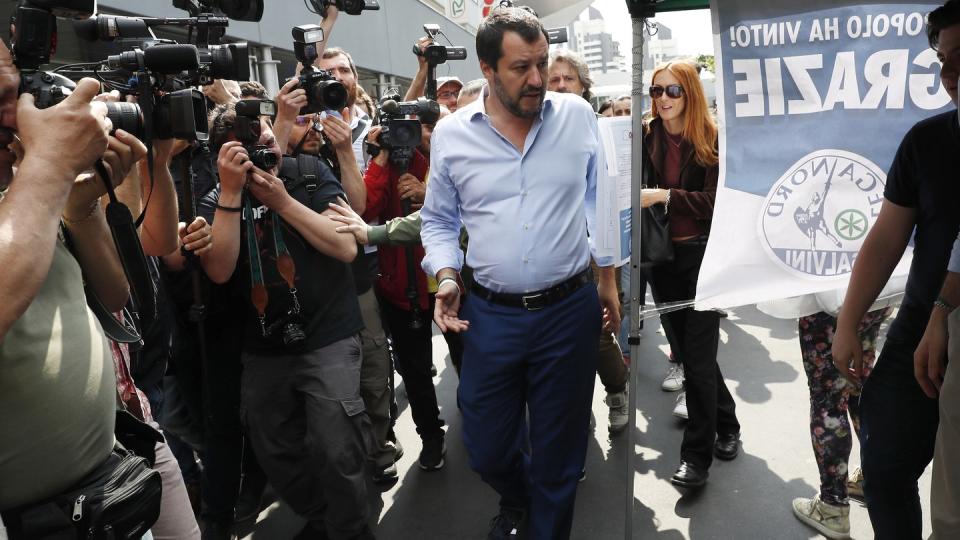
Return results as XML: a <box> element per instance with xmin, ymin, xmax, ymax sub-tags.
<box><xmin>277</xmin><ymin>78</ymin><xmax>308</xmax><ymax>124</ymax></box>
<box><xmin>248</xmin><ymin>167</ymin><xmax>292</xmax><ymax>213</ymax></box>
<box><xmin>217</xmin><ymin>141</ymin><xmax>253</xmax><ymax>195</ymax></box>
<box><xmin>17</xmin><ymin>78</ymin><xmax>112</xmax><ymax>181</ymax></box>
<box><xmin>320</xmin><ymin>107</ymin><xmax>353</xmax><ymax>154</ymax></box>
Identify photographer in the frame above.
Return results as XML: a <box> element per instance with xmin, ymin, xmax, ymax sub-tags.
<box><xmin>362</xmin><ymin>106</ymin><xmax>450</xmax><ymax>471</ymax></box>
<box><xmin>0</xmin><ymin>38</ymin><xmax>137</xmax><ymax>534</ymax></box>
<box><xmin>273</xmin><ymin>77</ymin><xmax>403</xmax><ymax>483</ymax></box>
<box><xmin>197</xmin><ymin>101</ymin><xmax>372</xmax><ymax>540</ymax></box>
<box><xmin>405</xmin><ymin>37</ymin><xmax>464</xmax><ymax>113</ymax></box>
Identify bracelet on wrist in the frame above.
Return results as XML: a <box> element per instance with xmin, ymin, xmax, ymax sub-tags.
<box><xmin>437</xmin><ymin>277</ymin><xmax>461</xmax><ymax>295</ymax></box>
<box><xmin>934</xmin><ymin>296</ymin><xmax>957</xmax><ymax>314</ymax></box>
<box><xmin>62</xmin><ymin>200</ymin><xmax>101</xmax><ymax>224</ymax></box>
<box><xmin>216</xmin><ymin>203</ymin><xmax>242</xmax><ymax>213</ymax></box>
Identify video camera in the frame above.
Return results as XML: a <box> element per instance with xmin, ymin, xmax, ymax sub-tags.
<box><xmin>234</xmin><ymin>99</ymin><xmax>279</xmax><ymax>171</ymax></box>
<box><xmin>373</xmin><ymin>91</ymin><xmax>439</xmax><ymax>170</ymax></box>
<box><xmin>291</xmin><ymin>24</ymin><xmax>348</xmax><ymax>114</ymax></box>
<box><xmin>414</xmin><ymin>24</ymin><xmax>468</xmax><ymax>101</ymax></box>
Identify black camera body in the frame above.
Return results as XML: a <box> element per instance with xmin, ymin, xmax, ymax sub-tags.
<box><xmin>308</xmin><ymin>0</ymin><xmax>379</xmax><ymax>16</ymax></box>
<box><xmin>418</xmin><ymin>44</ymin><xmax>468</xmax><ymax>66</ymax></box>
<box><xmin>234</xmin><ymin>99</ymin><xmax>280</xmax><ymax>171</ymax></box>
<box><xmin>291</xmin><ymin>24</ymin><xmax>348</xmax><ymax>115</ymax></box>
<box><xmin>375</xmin><ymin>94</ymin><xmax>439</xmax><ymax>165</ymax></box>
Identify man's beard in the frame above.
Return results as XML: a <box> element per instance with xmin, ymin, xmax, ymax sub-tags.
<box><xmin>493</xmin><ymin>73</ymin><xmax>544</xmax><ymax>119</ymax></box>
<box><xmin>345</xmin><ymin>81</ymin><xmax>358</xmax><ymax>109</ymax></box>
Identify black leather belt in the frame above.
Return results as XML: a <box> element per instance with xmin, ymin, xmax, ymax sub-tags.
<box><xmin>469</xmin><ymin>268</ymin><xmax>592</xmax><ymax>311</ymax></box>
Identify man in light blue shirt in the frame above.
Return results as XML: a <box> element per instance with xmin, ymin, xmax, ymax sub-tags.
<box><xmin>420</xmin><ymin>7</ymin><xmax>620</xmax><ymax>539</ymax></box>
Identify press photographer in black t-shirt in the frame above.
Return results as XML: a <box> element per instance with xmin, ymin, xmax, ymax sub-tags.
<box><xmin>832</xmin><ymin>2</ymin><xmax>960</xmax><ymax>538</ymax></box>
<box><xmin>197</xmin><ymin>100</ymin><xmax>372</xmax><ymax>540</ymax></box>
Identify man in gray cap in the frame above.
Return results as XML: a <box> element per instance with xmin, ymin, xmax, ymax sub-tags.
<box><xmin>435</xmin><ymin>76</ymin><xmax>463</xmax><ymax>112</ymax></box>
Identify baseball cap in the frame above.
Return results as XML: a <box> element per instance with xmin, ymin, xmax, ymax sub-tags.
<box><xmin>437</xmin><ymin>76</ymin><xmax>464</xmax><ymax>93</ymax></box>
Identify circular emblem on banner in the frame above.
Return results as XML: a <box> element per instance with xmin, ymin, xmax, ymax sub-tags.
<box><xmin>758</xmin><ymin>149</ymin><xmax>886</xmax><ymax>279</ymax></box>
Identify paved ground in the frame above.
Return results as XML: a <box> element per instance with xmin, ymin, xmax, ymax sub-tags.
<box><xmin>244</xmin><ymin>304</ymin><xmax>933</xmax><ymax>539</ymax></box>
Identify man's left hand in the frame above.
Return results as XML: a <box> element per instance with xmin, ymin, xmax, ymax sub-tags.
<box><xmin>598</xmin><ymin>275</ymin><xmax>622</xmax><ymax>333</ymax></box>
<box><xmin>248</xmin><ymin>167</ymin><xmax>292</xmax><ymax>212</ymax></box>
<box><xmin>321</xmin><ymin>107</ymin><xmax>353</xmax><ymax>154</ymax></box>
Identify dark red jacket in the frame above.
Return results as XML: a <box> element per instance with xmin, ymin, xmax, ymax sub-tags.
<box><xmin>644</xmin><ymin>117</ymin><xmax>719</xmax><ymax>236</ymax></box>
<box><xmin>362</xmin><ymin>150</ymin><xmax>431</xmax><ymax>311</ymax></box>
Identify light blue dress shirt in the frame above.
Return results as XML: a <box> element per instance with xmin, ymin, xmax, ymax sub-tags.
<box><xmin>949</xmin><ymin>234</ymin><xmax>960</xmax><ymax>273</ymax></box>
<box><xmin>421</xmin><ymin>88</ymin><xmax>611</xmax><ymax>294</ymax></box>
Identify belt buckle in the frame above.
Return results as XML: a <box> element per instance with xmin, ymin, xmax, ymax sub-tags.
<box><xmin>521</xmin><ymin>293</ymin><xmax>545</xmax><ymax>311</ymax></box>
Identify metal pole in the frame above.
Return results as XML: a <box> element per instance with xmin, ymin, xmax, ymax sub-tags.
<box><xmin>258</xmin><ymin>45</ymin><xmax>282</xmax><ymax>97</ymax></box>
<box><xmin>626</xmin><ymin>10</ymin><xmax>647</xmax><ymax>540</ymax></box>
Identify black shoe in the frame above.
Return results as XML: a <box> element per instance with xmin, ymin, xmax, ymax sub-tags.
<box><xmin>714</xmin><ymin>432</ymin><xmax>740</xmax><ymax>461</ymax></box>
<box><xmin>670</xmin><ymin>461</ymin><xmax>708</xmax><ymax>488</ymax></box>
<box><xmin>487</xmin><ymin>507</ymin><xmax>524</xmax><ymax>540</ymax></box>
<box><xmin>372</xmin><ymin>462</ymin><xmax>399</xmax><ymax>484</ymax></box>
<box><xmin>418</xmin><ymin>435</ymin><xmax>446</xmax><ymax>471</ymax></box>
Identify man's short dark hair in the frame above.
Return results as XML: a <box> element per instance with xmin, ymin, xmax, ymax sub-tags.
<box><xmin>928</xmin><ymin>0</ymin><xmax>960</xmax><ymax>50</ymax></box>
<box><xmin>476</xmin><ymin>7</ymin><xmax>549</xmax><ymax>70</ymax></box>
<box><xmin>240</xmin><ymin>81</ymin><xmax>268</xmax><ymax>99</ymax></box>
<box><xmin>208</xmin><ymin>102</ymin><xmax>237</xmax><ymax>154</ymax></box>
<box><xmin>321</xmin><ymin>47</ymin><xmax>359</xmax><ymax>79</ymax></box>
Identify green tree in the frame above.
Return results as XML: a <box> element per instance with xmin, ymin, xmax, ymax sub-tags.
<box><xmin>696</xmin><ymin>54</ymin><xmax>716</xmax><ymax>74</ymax></box>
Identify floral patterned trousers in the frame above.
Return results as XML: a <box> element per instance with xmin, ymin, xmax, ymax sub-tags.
<box><xmin>798</xmin><ymin>307</ymin><xmax>892</xmax><ymax>506</ymax></box>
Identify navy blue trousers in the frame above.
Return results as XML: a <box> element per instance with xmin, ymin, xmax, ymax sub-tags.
<box><xmin>458</xmin><ymin>284</ymin><xmax>601</xmax><ymax>540</ymax></box>
<box><xmin>860</xmin><ymin>340</ymin><xmax>939</xmax><ymax>539</ymax></box>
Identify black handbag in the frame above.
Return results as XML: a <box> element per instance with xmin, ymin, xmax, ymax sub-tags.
<box><xmin>1</xmin><ymin>421</ymin><xmax>163</xmax><ymax>540</ymax></box>
<box><xmin>640</xmin><ymin>203</ymin><xmax>674</xmax><ymax>266</ymax></box>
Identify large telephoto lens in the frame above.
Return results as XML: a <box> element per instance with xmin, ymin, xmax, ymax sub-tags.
<box><xmin>106</xmin><ymin>102</ymin><xmax>144</xmax><ymax>140</ymax></box>
<box><xmin>207</xmin><ymin>43</ymin><xmax>250</xmax><ymax>81</ymax></box>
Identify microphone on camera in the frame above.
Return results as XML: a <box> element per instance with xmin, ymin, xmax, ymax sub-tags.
<box><xmin>380</xmin><ymin>99</ymin><xmax>400</xmax><ymax>115</ymax></box>
<box><xmin>143</xmin><ymin>44</ymin><xmax>200</xmax><ymax>73</ymax></box>
<box><xmin>108</xmin><ymin>44</ymin><xmax>200</xmax><ymax>74</ymax></box>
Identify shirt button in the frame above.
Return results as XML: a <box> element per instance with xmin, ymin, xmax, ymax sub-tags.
<box><xmin>523</xmin><ymin>257</ymin><xmax>529</xmax><ymax>263</ymax></box>
<box><xmin>523</xmin><ymin>224</ymin><xmax>530</xmax><ymax>230</ymax></box>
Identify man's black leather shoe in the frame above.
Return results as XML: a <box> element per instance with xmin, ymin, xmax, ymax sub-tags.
<box><xmin>715</xmin><ymin>432</ymin><xmax>741</xmax><ymax>461</ymax></box>
<box><xmin>670</xmin><ymin>461</ymin><xmax>708</xmax><ymax>488</ymax></box>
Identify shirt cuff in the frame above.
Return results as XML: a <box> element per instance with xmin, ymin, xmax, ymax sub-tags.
<box><xmin>421</xmin><ymin>248</ymin><xmax>463</xmax><ymax>278</ymax></box>
<box><xmin>367</xmin><ymin>224</ymin><xmax>388</xmax><ymax>246</ymax></box>
<box><xmin>949</xmin><ymin>236</ymin><xmax>960</xmax><ymax>274</ymax></box>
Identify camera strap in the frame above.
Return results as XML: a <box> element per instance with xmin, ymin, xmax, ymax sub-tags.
<box><xmin>242</xmin><ymin>195</ymin><xmax>300</xmax><ymax>337</ymax></box>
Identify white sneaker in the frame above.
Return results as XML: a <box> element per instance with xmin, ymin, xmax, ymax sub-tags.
<box><xmin>791</xmin><ymin>495</ymin><xmax>850</xmax><ymax>539</ymax></box>
<box><xmin>672</xmin><ymin>391</ymin><xmax>688</xmax><ymax>420</ymax></box>
<box><xmin>605</xmin><ymin>390</ymin><xmax>629</xmax><ymax>434</ymax></box>
<box><xmin>661</xmin><ymin>364</ymin><xmax>684</xmax><ymax>392</ymax></box>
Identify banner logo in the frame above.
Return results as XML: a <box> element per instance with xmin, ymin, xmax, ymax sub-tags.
<box><xmin>758</xmin><ymin>149</ymin><xmax>885</xmax><ymax>279</ymax></box>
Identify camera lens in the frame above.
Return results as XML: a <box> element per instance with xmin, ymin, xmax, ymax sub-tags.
<box><xmin>281</xmin><ymin>322</ymin><xmax>307</xmax><ymax>347</ymax></box>
<box><xmin>251</xmin><ymin>146</ymin><xmax>278</xmax><ymax>170</ymax></box>
<box><xmin>106</xmin><ymin>102</ymin><xmax>144</xmax><ymax>140</ymax></box>
<box><xmin>209</xmin><ymin>43</ymin><xmax>250</xmax><ymax>81</ymax></box>
<box><xmin>311</xmin><ymin>80</ymin><xmax>348</xmax><ymax>112</ymax></box>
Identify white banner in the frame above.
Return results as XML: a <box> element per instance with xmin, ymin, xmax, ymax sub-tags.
<box><xmin>697</xmin><ymin>0</ymin><xmax>950</xmax><ymax>317</ymax></box>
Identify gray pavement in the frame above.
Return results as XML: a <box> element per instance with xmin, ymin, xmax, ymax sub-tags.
<box><xmin>243</xmin><ymin>304</ymin><xmax>933</xmax><ymax>539</ymax></box>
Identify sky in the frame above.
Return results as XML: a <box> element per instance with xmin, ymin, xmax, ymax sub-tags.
<box><xmin>590</xmin><ymin>0</ymin><xmax>715</xmax><ymax>58</ymax></box>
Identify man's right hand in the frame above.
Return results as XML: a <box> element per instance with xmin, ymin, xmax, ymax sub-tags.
<box><xmin>17</xmin><ymin>78</ymin><xmax>111</xmax><ymax>179</ymax></box>
<box><xmin>276</xmin><ymin>77</ymin><xmax>307</xmax><ymax>122</ymax></box>
<box><xmin>217</xmin><ymin>141</ymin><xmax>252</xmax><ymax>194</ymax></box>
<box><xmin>414</xmin><ymin>36</ymin><xmax>433</xmax><ymax>69</ymax></box>
<box><xmin>831</xmin><ymin>324</ymin><xmax>864</xmax><ymax>385</ymax></box>
<box><xmin>915</xmin><ymin>311</ymin><xmax>949</xmax><ymax>398</ymax></box>
<box><xmin>434</xmin><ymin>278</ymin><xmax>469</xmax><ymax>333</ymax></box>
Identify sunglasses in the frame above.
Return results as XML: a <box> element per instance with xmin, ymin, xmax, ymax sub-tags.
<box><xmin>294</xmin><ymin>114</ymin><xmax>323</xmax><ymax>132</ymax></box>
<box><xmin>649</xmin><ymin>84</ymin><xmax>684</xmax><ymax>99</ymax></box>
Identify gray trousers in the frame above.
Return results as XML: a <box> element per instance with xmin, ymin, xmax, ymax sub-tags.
<box><xmin>357</xmin><ymin>289</ymin><xmax>395</xmax><ymax>468</ymax></box>
<box><xmin>933</xmin><ymin>310</ymin><xmax>960</xmax><ymax>538</ymax></box>
<box><xmin>241</xmin><ymin>336</ymin><xmax>370</xmax><ymax>540</ymax></box>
